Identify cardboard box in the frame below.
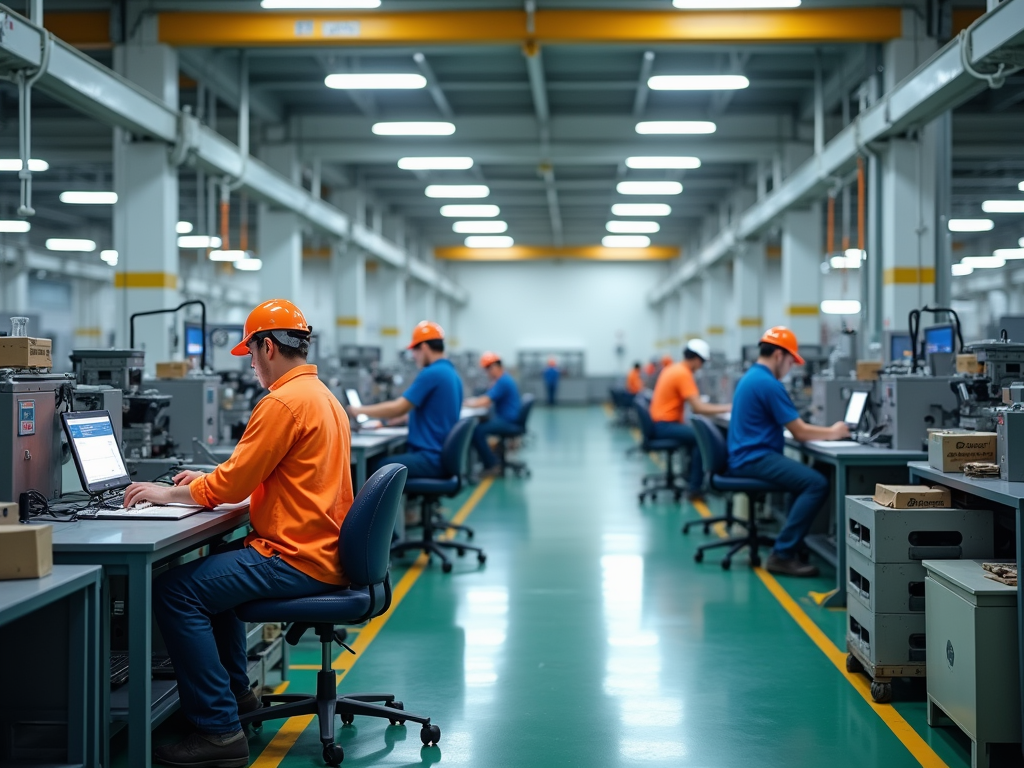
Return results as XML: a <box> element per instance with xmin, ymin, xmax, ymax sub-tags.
<box><xmin>0</xmin><ymin>525</ymin><xmax>52</xmax><ymax>579</ymax></box>
<box><xmin>156</xmin><ymin>361</ymin><xmax>192</xmax><ymax>379</ymax></box>
<box><xmin>928</xmin><ymin>431</ymin><xmax>998</xmax><ymax>473</ymax></box>
<box><xmin>0</xmin><ymin>337</ymin><xmax>52</xmax><ymax>369</ymax></box>
<box><xmin>856</xmin><ymin>360</ymin><xmax>883</xmax><ymax>381</ymax></box>
<box><xmin>957</xmin><ymin>354</ymin><xmax>985</xmax><ymax>375</ymax></box>
<box><xmin>0</xmin><ymin>501</ymin><xmax>17</xmax><ymax>525</ymax></box>
<box><xmin>873</xmin><ymin>484</ymin><xmax>952</xmax><ymax>509</ymax></box>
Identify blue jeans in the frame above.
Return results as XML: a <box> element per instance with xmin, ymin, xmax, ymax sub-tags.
<box><xmin>472</xmin><ymin>417</ymin><xmax>521</xmax><ymax>469</ymax></box>
<box><xmin>545</xmin><ymin>383</ymin><xmax>557</xmax><ymax>405</ymax></box>
<box><xmin>369</xmin><ymin>449</ymin><xmax>445</xmax><ymax>479</ymax></box>
<box><xmin>652</xmin><ymin>421</ymin><xmax>704</xmax><ymax>491</ymax></box>
<box><xmin>153</xmin><ymin>544</ymin><xmax>338</xmax><ymax>734</ymax></box>
<box><xmin>731</xmin><ymin>451</ymin><xmax>829</xmax><ymax>558</ymax></box>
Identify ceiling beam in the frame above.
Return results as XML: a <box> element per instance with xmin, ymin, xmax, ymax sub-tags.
<box><xmin>436</xmin><ymin>244</ymin><xmax>679</xmax><ymax>261</ymax></box>
<box><xmin>177</xmin><ymin>49</ymin><xmax>283</xmax><ymax>124</ymax></box>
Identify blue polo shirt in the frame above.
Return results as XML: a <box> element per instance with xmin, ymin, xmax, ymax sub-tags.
<box><xmin>488</xmin><ymin>372</ymin><xmax>521</xmax><ymax>423</ymax></box>
<box><xmin>728</xmin><ymin>362</ymin><xmax>800</xmax><ymax>471</ymax></box>
<box><xmin>403</xmin><ymin>358</ymin><xmax>463</xmax><ymax>455</ymax></box>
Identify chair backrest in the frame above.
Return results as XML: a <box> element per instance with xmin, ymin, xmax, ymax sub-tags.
<box><xmin>516</xmin><ymin>393</ymin><xmax>536</xmax><ymax>429</ymax></box>
<box><xmin>633</xmin><ymin>394</ymin><xmax>655</xmax><ymax>440</ymax></box>
<box><xmin>690</xmin><ymin>415</ymin><xmax>729</xmax><ymax>477</ymax></box>
<box><xmin>339</xmin><ymin>464</ymin><xmax>408</xmax><ymax>587</ymax></box>
<box><xmin>441</xmin><ymin>416</ymin><xmax>479</xmax><ymax>478</ymax></box>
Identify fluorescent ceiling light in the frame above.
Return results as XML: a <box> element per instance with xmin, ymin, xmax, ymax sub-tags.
<box><xmin>372</xmin><ymin>122</ymin><xmax>455</xmax><ymax>136</ymax></box>
<box><xmin>465</xmin><ymin>236</ymin><xmax>514</xmax><ymax>248</ymax></box>
<box><xmin>611</xmin><ymin>203</ymin><xmax>672</xmax><ymax>217</ymax></box>
<box><xmin>951</xmin><ymin>263</ymin><xmax>974</xmax><ymax>276</ymax></box>
<box><xmin>994</xmin><ymin>248</ymin><xmax>1024</xmax><ymax>260</ymax></box>
<box><xmin>982</xmin><ymin>200</ymin><xmax>1024</xmax><ymax>213</ymax></box>
<box><xmin>453</xmin><ymin>220</ymin><xmax>508</xmax><ymax>234</ymax></box>
<box><xmin>603</xmin><ymin>235</ymin><xmax>651</xmax><ymax>248</ymax></box>
<box><xmin>0</xmin><ymin>159</ymin><xmax>47</xmax><ymax>172</ymax></box>
<box><xmin>617</xmin><ymin>181</ymin><xmax>683</xmax><ymax>196</ymax></box>
<box><xmin>948</xmin><ymin>218</ymin><xmax>994</xmax><ymax>232</ymax></box>
<box><xmin>100</xmin><ymin>249</ymin><xmax>118</xmax><ymax>265</ymax></box>
<box><xmin>648</xmin><ymin>75</ymin><xmax>750</xmax><ymax>91</ymax></box>
<box><xmin>209</xmin><ymin>250</ymin><xmax>246</xmax><ymax>262</ymax></box>
<box><xmin>440</xmin><ymin>205</ymin><xmax>500</xmax><ymax>218</ymax></box>
<box><xmin>178</xmin><ymin>235</ymin><xmax>222</xmax><ymax>249</ymax></box>
<box><xmin>0</xmin><ymin>220</ymin><xmax>30</xmax><ymax>233</ymax></box>
<box><xmin>325</xmin><ymin>73</ymin><xmax>426</xmax><ymax>90</ymax></box>
<box><xmin>830</xmin><ymin>250</ymin><xmax>863</xmax><ymax>269</ymax></box>
<box><xmin>625</xmin><ymin>156</ymin><xmax>701</xmax><ymax>170</ymax></box>
<box><xmin>961</xmin><ymin>256</ymin><xmax>1005</xmax><ymax>269</ymax></box>
<box><xmin>176</xmin><ymin>221</ymin><xmax>194</xmax><ymax>234</ymax></box>
<box><xmin>234</xmin><ymin>258</ymin><xmax>263</xmax><ymax>271</ymax></box>
<box><xmin>398</xmin><ymin>157</ymin><xmax>474</xmax><ymax>171</ymax></box>
<box><xmin>635</xmin><ymin>121</ymin><xmax>716</xmax><ymax>135</ymax></box>
<box><xmin>425</xmin><ymin>184</ymin><xmax>489</xmax><ymax>199</ymax></box>
<box><xmin>607</xmin><ymin>221</ymin><xmax>660</xmax><ymax>234</ymax></box>
<box><xmin>59</xmin><ymin>191</ymin><xmax>117</xmax><ymax>205</ymax></box>
<box><xmin>1019</xmin><ymin>182</ymin><xmax>1024</xmax><ymax>192</ymax></box>
<box><xmin>261</xmin><ymin>0</ymin><xmax>381</xmax><ymax>7</ymax></box>
<box><xmin>46</xmin><ymin>238</ymin><xmax>96</xmax><ymax>252</ymax></box>
<box><xmin>820</xmin><ymin>300</ymin><xmax>861</xmax><ymax>315</ymax></box>
<box><xmin>673</xmin><ymin>0</ymin><xmax>800</xmax><ymax>7</ymax></box>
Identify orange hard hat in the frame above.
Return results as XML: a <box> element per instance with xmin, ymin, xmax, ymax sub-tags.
<box><xmin>480</xmin><ymin>351</ymin><xmax>501</xmax><ymax>369</ymax></box>
<box><xmin>408</xmin><ymin>320</ymin><xmax>445</xmax><ymax>349</ymax></box>
<box><xmin>661</xmin><ymin>355</ymin><xmax>673</xmax><ymax>367</ymax></box>
<box><xmin>760</xmin><ymin>326</ymin><xmax>805</xmax><ymax>366</ymax></box>
<box><xmin>232</xmin><ymin>299</ymin><xmax>311</xmax><ymax>356</ymax></box>
<box><xmin>547</xmin><ymin>357</ymin><xmax>557</xmax><ymax>367</ymax></box>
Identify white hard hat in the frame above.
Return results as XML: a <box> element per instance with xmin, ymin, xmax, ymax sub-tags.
<box><xmin>685</xmin><ymin>338</ymin><xmax>711</xmax><ymax>361</ymax></box>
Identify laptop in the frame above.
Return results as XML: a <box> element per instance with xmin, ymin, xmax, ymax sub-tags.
<box><xmin>344</xmin><ymin>389</ymin><xmax>381</xmax><ymax>431</ymax></box>
<box><xmin>60</xmin><ymin>410</ymin><xmax>204</xmax><ymax>520</ymax></box>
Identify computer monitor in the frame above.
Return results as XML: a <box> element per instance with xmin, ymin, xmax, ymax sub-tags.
<box><xmin>61</xmin><ymin>410</ymin><xmax>131</xmax><ymax>494</ymax></box>
<box><xmin>924</xmin><ymin>324</ymin><xmax>954</xmax><ymax>355</ymax></box>
<box><xmin>888</xmin><ymin>332</ymin><xmax>913</xmax><ymax>363</ymax></box>
<box><xmin>844</xmin><ymin>390</ymin><xmax>869</xmax><ymax>429</ymax></box>
<box><xmin>184</xmin><ymin>323</ymin><xmax>204</xmax><ymax>358</ymax></box>
<box><xmin>344</xmin><ymin>389</ymin><xmax>369</xmax><ymax>423</ymax></box>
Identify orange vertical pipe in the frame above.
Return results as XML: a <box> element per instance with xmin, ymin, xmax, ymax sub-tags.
<box><xmin>239</xmin><ymin>193</ymin><xmax>249</xmax><ymax>252</ymax></box>
<box><xmin>856</xmin><ymin>156</ymin><xmax>865</xmax><ymax>251</ymax></box>
<box><xmin>826</xmin><ymin>194</ymin><xmax>835</xmax><ymax>256</ymax></box>
<box><xmin>220</xmin><ymin>198</ymin><xmax>230</xmax><ymax>251</ymax></box>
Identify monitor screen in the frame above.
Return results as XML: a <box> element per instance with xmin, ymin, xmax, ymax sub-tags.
<box><xmin>889</xmin><ymin>332</ymin><xmax>913</xmax><ymax>361</ymax></box>
<box><xmin>844</xmin><ymin>390</ymin><xmax>868</xmax><ymax>428</ymax></box>
<box><xmin>185</xmin><ymin>325</ymin><xmax>204</xmax><ymax>357</ymax></box>
<box><xmin>924</xmin><ymin>325</ymin><xmax>954</xmax><ymax>355</ymax></box>
<box><xmin>344</xmin><ymin>389</ymin><xmax>368</xmax><ymax>423</ymax></box>
<box><xmin>61</xmin><ymin>410</ymin><xmax>130</xmax><ymax>493</ymax></box>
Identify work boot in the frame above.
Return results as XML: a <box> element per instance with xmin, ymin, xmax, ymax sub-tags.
<box><xmin>236</xmin><ymin>688</ymin><xmax>263</xmax><ymax>717</ymax></box>
<box><xmin>765</xmin><ymin>553</ymin><xmax>820</xmax><ymax>578</ymax></box>
<box><xmin>153</xmin><ymin>731</ymin><xmax>248</xmax><ymax>768</ymax></box>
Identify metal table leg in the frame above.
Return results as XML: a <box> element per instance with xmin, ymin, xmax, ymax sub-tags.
<box><xmin>823</xmin><ymin>461</ymin><xmax>848</xmax><ymax>608</ymax></box>
<box><xmin>128</xmin><ymin>556</ymin><xmax>153</xmax><ymax>767</ymax></box>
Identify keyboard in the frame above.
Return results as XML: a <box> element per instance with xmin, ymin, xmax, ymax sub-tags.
<box><xmin>109</xmin><ymin>653</ymin><xmax>176</xmax><ymax>687</ymax></box>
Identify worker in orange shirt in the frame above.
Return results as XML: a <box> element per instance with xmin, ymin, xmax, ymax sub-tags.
<box><xmin>123</xmin><ymin>300</ymin><xmax>354</xmax><ymax>768</ymax></box>
<box><xmin>659</xmin><ymin>354</ymin><xmax>673</xmax><ymax>377</ymax></box>
<box><xmin>649</xmin><ymin>339</ymin><xmax>731</xmax><ymax>500</ymax></box>
<box><xmin>626</xmin><ymin>362</ymin><xmax>643</xmax><ymax>395</ymax></box>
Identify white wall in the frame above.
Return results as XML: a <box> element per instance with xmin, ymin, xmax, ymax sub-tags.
<box><xmin>448</xmin><ymin>260</ymin><xmax>662</xmax><ymax>375</ymax></box>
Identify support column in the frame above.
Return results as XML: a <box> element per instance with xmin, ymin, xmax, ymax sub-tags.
<box><xmin>782</xmin><ymin>205</ymin><xmax>823</xmax><ymax>344</ymax></box>
<box><xmin>734</xmin><ymin>240</ymin><xmax>766</xmax><ymax>356</ymax></box>
<box><xmin>258</xmin><ymin>145</ymin><xmax>302</xmax><ymax>302</ymax></box>
<box><xmin>379</xmin><ymin>267</ymin><xmax>406</xmax><ymax>364</ymax></box>
<box><xmin>422</xmin><ymin>286</ymin><xmax>437</xmax><ymax>323</ymax></box>
<box><xmin>113</xmin><ymin>43</ymin><xmax>179</xmax><ymax>369</ymax></box>
<box><xmin>681</xmin><ymin>281</ymin><xmax>702</xmax><ymax>343</ymax></box>
<box><xmin>664</xmin><ymin>292</ymin><xmax>680</xmax><ymax>353</ymax></box>
<box><xmin>0</xmin><ymin>248</ymin><xmax>28</xmax><ymax>312</ymax></box>
<box><xmin>334</xmin><ymin>244</ymin><xmax>365</xmax><ymax>346</ymax></box>
<box><xmin>702</xmin><ymin>264</ymin><xmax>728</xmax><ymax>353</ymax></box>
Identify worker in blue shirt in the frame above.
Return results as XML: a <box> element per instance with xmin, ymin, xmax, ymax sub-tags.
<box><xmin>728</xmin><ymin>327</ymin><xmax>849</xmax><ymax>577</ymax></box>
<box><xmin>347</xmin><ymin>321</ymin><xmax>462</xmax><ymax>479</ymax></box>
<box><xmin>465</xmin><ymin>352</ymin><xmax>522</xmax><ymax>477</ymax></box>
<box><xmin>543</xmin><ymin>357</ymin><xmax>560</xmax><ymax>405</ymax></box>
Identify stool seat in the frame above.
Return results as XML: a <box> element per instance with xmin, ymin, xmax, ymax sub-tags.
<box><xmin>237</xmin><ymin>585</ymin><xmax>381</xmax><ymax>624</ymax></box>
<box><xmin>710</xmin><ymin>475</ymin><xmax>787</xmax><ymax>494</ymax></box>
<box><xmin>405</xmin><ymin>477</ymin><xmax>460</xmax><ymax>496</ymax></box>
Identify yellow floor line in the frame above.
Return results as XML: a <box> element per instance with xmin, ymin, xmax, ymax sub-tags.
<box><xmin>251</xmin><ymin>478</ymin><xmax>494</xmax><ymax>768</ymax></box>
<box><xmin>691</xmin><ymin>499</ymin><xmax>948</xmax><ymax>768</ymax></box>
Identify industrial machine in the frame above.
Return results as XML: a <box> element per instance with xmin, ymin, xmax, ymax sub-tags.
<box><xmin>810</xmin><ymin>376</ymin><xmax>876</xmax><ymax>427</ymax></box>
<box><xmin>952</xmin><ymin>338</ymin><xmax>1024</xmax><ymax>432</ymax></box>
<box><xmin>148</xmin><ymin>376</ymin><xmax>220</xmax><ymax>451</ymax></box>
<box><xmin>877</xmin><ymin>374</ymin><xmax>960</xmax><ymax>450</ymax></box>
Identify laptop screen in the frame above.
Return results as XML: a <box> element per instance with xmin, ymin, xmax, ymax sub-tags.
<box><xmin>345</xmin><ymin>389</ymin><xmax>362</xmax><ymax>408</ymax></box>
<box><xmin>844</xmin><ymin>390</ymin><xmax>868</xmax><ymax>429</ymax></box>
<box><xmin>61</xmin><ymin>410</ymin><xmax>131</xmax><ymax>494</ymax></box>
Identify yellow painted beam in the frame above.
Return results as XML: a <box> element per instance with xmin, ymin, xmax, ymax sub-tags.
<box><xmin>114</xmin><ymin>272</ymin><xmax>178</xmax><ymax>289</ymax></box>
<box><xmin>44</xmin><ymin>11</ymin><xmax>111</xmax><ymax>48</ymax></box>
<box><xmin>786</xmin><ymin>304</ymin><xmax>820</xmax><ymax>316</ymax></box>
<box><xmin>884</xmin><ymin>266</ymin><xmax>936</xmax><ymax>285</ymax></box>
<box><xmin>738</xmin><ymin>317</ymin><xmax>763</xmax><ymax>328</ymax></box>
<box><xmin>435</xmin><ymin>245</ymin><xmax>679</xmax><ymax>262</ymax></box>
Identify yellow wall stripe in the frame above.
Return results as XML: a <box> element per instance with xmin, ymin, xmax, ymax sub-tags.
<box><xmin>114</xmin><ymin>272</ymin><xmax>178</xmax><ymax>289</ymax></box>
<box><xmin>336</xmin><ymin>317</ymin><xmax>361</xmax><ymax>327</ymax></box>
<box><xmin>379</xmin><ymin>326</ymin><xmax>399</xmax><ymax>337</ymax></box>
<box><xmin>738</xmin><ymin>317</ymin><xmax>763</xmax><ymax>328</ymax></box>
<box><xmin>786</xmin><ymin>304</ymin><xmax>820</xmax><ymax>316</ymax></box>
<box><xmin>75</xmin><ymin>327</ymin><xmax>103</xmax><ymax>337</ymax></box>
<box><xmin>884</xmin><ymin>267</ymin><xmax>936</xmax><ymax>285</ymax></box>
<box><xmin>706</xmin><ymin>326</ymin><xmax>725</xmax><ymax>335</ymax></box>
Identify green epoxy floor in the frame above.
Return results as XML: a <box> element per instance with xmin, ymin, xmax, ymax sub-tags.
<box><xmin>152</xmin><ymin>407</ymin><xmax>979</xmax><ymax>768</ymax></box>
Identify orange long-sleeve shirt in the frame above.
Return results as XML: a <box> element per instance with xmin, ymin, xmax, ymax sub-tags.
<box><xmin>189</xmin><ymin>364</ymin><xmax>354</xmax><ymax>585</ymax></box>
<box><xmin>626</xmin><ymin>368</ymin><xmax>643</xmax><ymax>394</ymax></box>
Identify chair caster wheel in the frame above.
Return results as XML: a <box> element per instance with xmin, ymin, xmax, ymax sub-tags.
<box><xmin>386</xmin><ymin>700</ymin><xmax>406</xmax><ymax>725</ymax></box>
<box><xmin>420</xmin><ymin>723</ymin><xmax>442</xmax><ymax>746</ymax></box>
<box><xmin>721</xmin><ymin>559</ymin><xmax>731</xmax><ymax>571</ymax></box>
<box><xmin>694</xmin><ymin>551</ymin><xmax>704</xmax><ymax>563</ymax></box>
<box><xmin>870</xmin><ymin>682</ymin><xmax>892</xmax><ymax>703</ymax></box>
<box><xmin>251</xmin><ymin>721</ymin><xmax>263</xmax><ymax>733</ymax></box>
<box><xmin>467</xmin><ymin>531</ymin><xmax>474</xmax><ymax>540</ymax></box>
<box><xmin>477</xmin><ymin>552</ymin><xmax>487</xmax><ymax>564</ymax></box>
<box><xmin>682</xmin><ymin>525</ymin><xmax>690</xmax><ymax>535</ymax></box>
<box><xmin>322</xmin><ymin>742</ymin><xmax>344</xmax><ymax>766</ymax></box>
<box><xmin>750</xmin><ymin>554</ymin><xmax>761</xmax><ymax>568</ymax></box>
<box><xmin>457</xmin><ymin>548</ymin><xmax>466</xmax><ymax>557</ymax></box>
<box><xmin>846</xmin><ymin>654</ymin><xmax>864</xmax><ymax>674</ymax></box>
<box><xmin>673</xmin><ymin>492</ymin><xmax>682</xmax><ymax>502</ymax></box>
<box><xmin>442</xmin><ymin>561</ymin><xmax>453</xmax><ymax>573</ymax></box>
<box><xmin>703</xmin><ymin>524</ymin><xmax>711</xmax><ymax>534</ymax></box>
<box><xmin>340</xmin><ymin>712</ymin><xmax>354</xmax><ymax>726</ymax></box>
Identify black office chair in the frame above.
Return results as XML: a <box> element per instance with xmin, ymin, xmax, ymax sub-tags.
<box><xmin>634</xmin><ymin>395</ymin><xmax>687</xmax><ymax>503</ymax></box>
<box><xmin>236</xmin><ymin>465</ymin><xmax>441</xmax><ymax>767</ymax></box>
<box><xmin>609</xmin><ymin>388</ymin><xmax>636</xmax><ymax>426</ymax></box>
<box><xmin>682</xmin><ymin>415</ymin><xmax>785</xmax><ymax>569</ymax></box>
<box><xmin>391</xmin><ymin>417</ymin><xmax>486</xmax><ymax>573</ymax></box>
<box><xmin>495</xmin><ymin>393</ymin><xmax>535</xmax><ymax>477</ymax></box>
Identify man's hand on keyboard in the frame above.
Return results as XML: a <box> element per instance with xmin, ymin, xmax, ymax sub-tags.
<box><xmin>172</xmin><ymin>469</ymin><xmax>206</xmax><ymax>487</ymax></box>
<box><xmin>123</xmin><ymin>482</ymin><xmax>195</xmax><ymax>508</ymax></box>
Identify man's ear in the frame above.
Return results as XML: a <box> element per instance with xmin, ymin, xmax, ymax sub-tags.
<box><xmin>263</xmin><ymin>337</ymin><xmax>276</xmax><ymax>360</ymax></box>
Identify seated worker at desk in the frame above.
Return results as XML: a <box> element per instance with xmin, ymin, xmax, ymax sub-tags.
<box><xmin>626</xmin><ymin>362</ymin><xmax>644</xmax><ymax>395</ymax></box>
<box><xmin>728</xmin><ymin>326</ymin><xmax>849</xmax><ymax>578</ymax></box>
<box><xmin>121</xmin><ymin>299</ymin><xmax>354</xmax><ymax>767</ymax></box>
<box><xmin>346</xmin><ymin>320</ymin><xmax>463</xmax><ymax>479</ymax></box>
<box><xmin>649</xmin><ymin>339</ymin><xmax>731</xmax><ymax>499</ymax></box>
<box><xmin>543</xmin><ymin>357</ymin><xmax>560</xmax><ymax>405</ymax></box>
<box><xmin>465</xmin><ymin>352</ymin><xmax>522</xmax><ymax>477</ymax></box>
